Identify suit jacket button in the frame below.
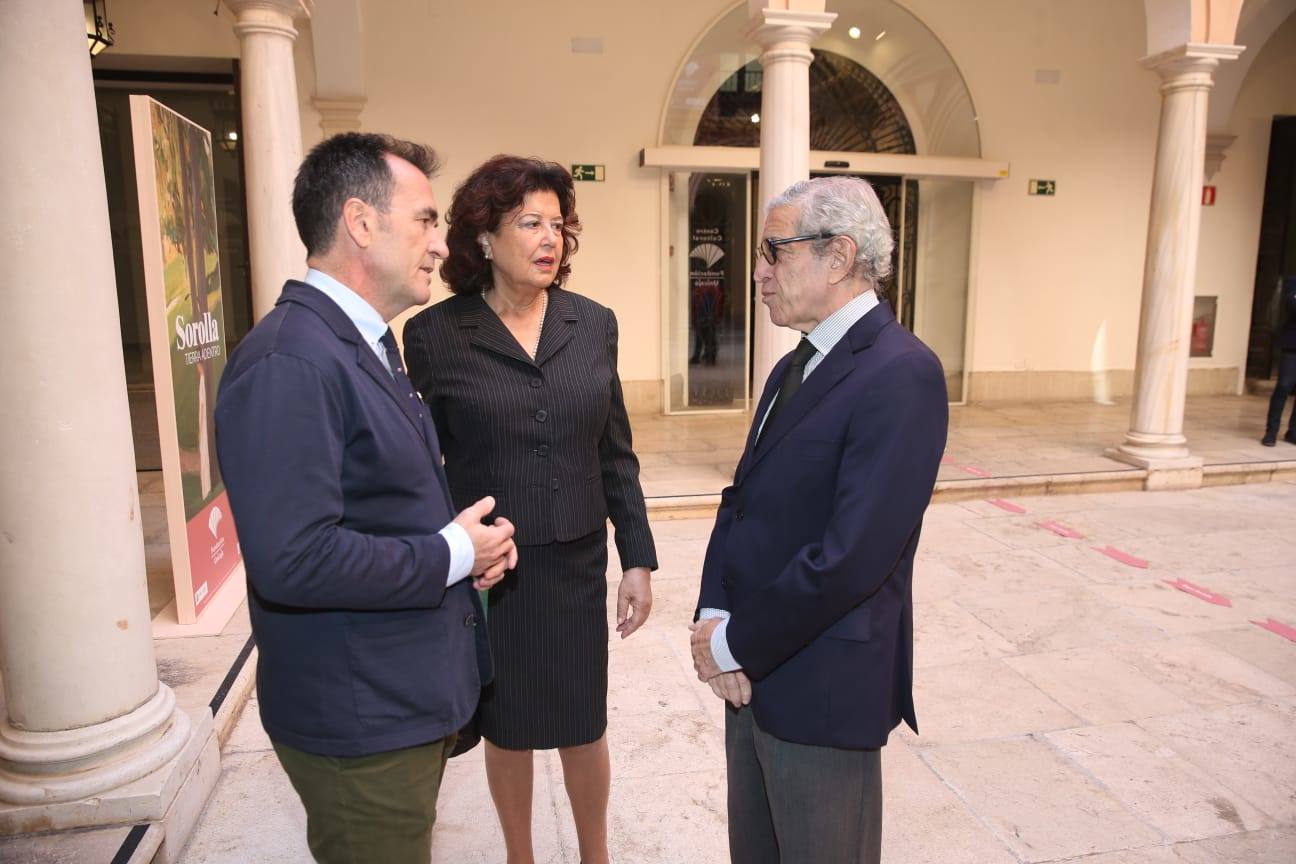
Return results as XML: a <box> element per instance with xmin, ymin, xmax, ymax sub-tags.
<box><xmin>530</xmin><ymin>377</ymin><xmax>542</xmax><ymax>388</ymax></box>
<box><xmin>464</xmin><ymin>613</ymin><xmax>476</xmax><ymax>627</ymax></box>
<box><xmin>551</xmin><ymin>478</ymin><xmax>560</xmax><ymax>490</ymax></box>
<box><xmin>535</xmin><ymin>409</ymin><xmax>548</xmax><ymax>422</ymax></box>
<box><xmin>735</xmin><ymin>509</ymin><xmax>744</xmax><ymax>521</ymax></box>
<box><xmin>536</xmin><ymin>445</ymin><xmax>550</xmax><ymax>457</ymax></box>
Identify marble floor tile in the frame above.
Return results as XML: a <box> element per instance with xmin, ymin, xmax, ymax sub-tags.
<box><xmin>1005</xmin><ymin>646</ymin><xmax>1195</xmax><ymax>724</ymax></box>
<box><xmin>882</xmin><ymin>742</ymin><xmax>1017</xmax><ymax>864</ymax></box>
<box><xmin>957</xmin><ymin>586</ymin><xmax>1166</xmax><ymax>654</ymax></box>
<box><xmin>607</xmin><ymin>710</ymin><xmax>722</xmax><ymax>781</ymax></box>
<box><xmin>179</xmin><ymin>751</ymin><xmax>310</xmax><ymax>864</ymax></box>
<box><xmin>1046</xmin><ymin>722</ymin><xmax>1270</xmax><ymax>841</ymax></box>
<box><xmin>920</xmin><ymin>736</ymin><xmax>1163</xmax><ymax>862</ymax></box>
<box><xmin>1195</xmin><ymin>626</ymin><xmax>1296</xmax><ymax>688</ymax></box>
<box><xmin>907</xmin><ymin>659</ymin><xmax>1081</xmax><ymax>744</ymax></box>
<box><xmin>606</xmin><ymin>771</ymin><xmax>729</xmax><ymax>864</ymax></box>
<box><xmin>913</xmin><ymin>599</ymin><xmax>1016</xmax><ymax>668</ymax></box>
<box><xmin>1140</xmin><ymin>700</ymin><xmax>1296</xmax><ymax>824</ymax></box>
<box><xmin>1111</xmin><ymin>636</ymin><xmax>1295</xmax><ymax>709</ymax></box>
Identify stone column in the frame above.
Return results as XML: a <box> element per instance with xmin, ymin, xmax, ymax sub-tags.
<box><xmin>225</xmin><ymin>0</ymin><xmax>312</xmax><ymax>323</ymax></box>
<box><xmin>0</xmin><ymin>0</ymin><xmax>189</xmax><ymax>807</ymax></box>
<box><xmin>313</xmin><ymin>96</ymin><xmax>365</xmax><ymax>139</ymax></box>
<box><xmin>1111</xmin><ymin>44</ymin><xmax>1241</xmax><ymax>489</ymax></box>
<box><xmin>748</xmin><ymin>3</ymin><xmax>835</xmax><ymax>398</ymax></box>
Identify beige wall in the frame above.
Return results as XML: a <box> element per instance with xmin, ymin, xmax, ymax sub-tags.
<box><xmin>98</xmin><ymin>0</ymin><xmax>1295</xmax><ymax>402</ymax></box>
<box><xmin>1193</xmin><ymin>11</ymin><xmax>1296</xmax><ymax>386</ymax></box>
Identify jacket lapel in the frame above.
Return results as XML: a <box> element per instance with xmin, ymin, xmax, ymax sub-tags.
<box><xmin>276</xmin><ymin>281</ymin><xmax>430</xmax><ymax>448</ymax></box>
<box><xmin>535</xmin><ymin>287</ymin><xmax>577</xmax><ymax>366</ymax></box>
<box><xmin>463</xmin><ymin>293</ymin><xmax>536</xmax><ymax>367</ymax></box>
<box><xmin>739</xmin><ymin>302</ymin><xmax>897</xmax><ymax>480</ymax></box>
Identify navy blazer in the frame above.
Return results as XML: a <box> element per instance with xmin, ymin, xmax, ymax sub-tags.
<box><xmin>697</xmin><ymin>302</ymin><xmax>948</xmax><ymax>750</ymax></box>
<box><xmin>215</xmin><ymin>281</ymin><xmax>486</xmax><ymax>757</ymax></box>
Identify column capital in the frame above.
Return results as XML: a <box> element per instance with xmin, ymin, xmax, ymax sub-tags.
<box><xmin>1142</xmin><ymin>42</ymin><xmax>1243</xmax><ymax>86</ymax></box>
<box><xmin>313</xmin><ymin>96</ymin><xmax>366</xmax><ymax>137</ymax></box>
<box><xmin>748</xmin><ymin>8</ymin><xmax>836</xmax><ymax>58</ymax></box>
<box><xmin>224</xmin><ymin>0</ymin><xmax>312</xmax><ymax>39</ymax></box>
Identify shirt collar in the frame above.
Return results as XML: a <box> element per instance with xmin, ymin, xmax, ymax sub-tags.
<box><xmin>805</xmin><ymin>289</ymin><xmax>880</xmax><ymax>358</ymax></box>
<box><xmin>304</xmin><ymin>268</ymin><xmax>389</xmax><ymax>348</ymax></box>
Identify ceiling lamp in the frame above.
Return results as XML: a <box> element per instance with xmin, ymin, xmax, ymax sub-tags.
<box><xmin>85</xmin><ymin>0</ymin><xmax>115</xmax><ymax>57</ymax></box>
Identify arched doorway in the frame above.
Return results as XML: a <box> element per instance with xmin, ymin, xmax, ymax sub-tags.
<box><xmin>656</xmin><ymin>1</ymin><xmax>988</xmax><ymax>413</ymax></box>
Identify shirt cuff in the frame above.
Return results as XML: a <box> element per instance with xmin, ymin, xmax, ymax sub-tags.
<box><xmin>438</xmin><ymin>521</ymin><xmax>474</xmax><ymax>587</ymax></box>
<box><xmin>710</xmin><ymin>617</ymin><xmax>741</xmax><ymax>673</ymax></box>
<box><xmin>697</xmin><ymin>607</ymin><xmax>731</xmax><ymax>620</ymax></box>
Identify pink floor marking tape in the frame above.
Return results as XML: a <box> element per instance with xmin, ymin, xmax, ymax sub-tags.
<box><xmin>958</xmin><ymin>464</ymin><xmax>991</xmax><ymax>477</ymax></box>
<box><xmin>1094</xmin><ymin>545</ymin><xmax>1149</xmax><ymax>568</ymax></box>
<box><xmin>1251</xmin><ymin>618</ymin><xmax>1296</xmax><ymax>642</ymax></box>
<box><xmin>1163</xmin><ymin>578</ymin><xmax>1231</xmax><ymax>607</ymax></box>
<box><xmin>1038</xmin><ymin>520</ymin><xmax>1083</xmax><ymax>539</ymax></box>
<box><xmin>987</xmin><ymin>498</ymin><xmax>1027</xmax><ymax>514</ymax></box>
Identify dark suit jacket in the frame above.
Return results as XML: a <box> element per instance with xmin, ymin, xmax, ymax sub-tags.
<box><xmin>215</xmin><ymin>281</ymin><xmax>485</xmax><ymax>757</ymax></box>
<box><xmin>697</xmin><ymin>302</ymin><xmax>947</xmax><ymax>750</ymax></box>
<box><xmin>403</xmin><ymin>287</ymin><xmax>656</xmax><ymax>571</ymax></box>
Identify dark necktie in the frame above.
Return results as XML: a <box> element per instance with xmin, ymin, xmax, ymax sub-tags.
<box><xmin>380</xmin><ymin>328</ymin><xmax>426</xmax><ymax>439</ymax></box>
<box><xmin>759</xmin><ymin>336</ymin><xmax>816</xmax><ymax>443</ymax></box>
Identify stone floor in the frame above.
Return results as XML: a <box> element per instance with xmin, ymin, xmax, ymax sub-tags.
<box><xmin>632</xmin><ymin>393</ymin><xmax>1296</xmax><ymax>499</ymax></box>
<box><xmin>178</xmin><ymin>480</ymin><xmax>1296</xmax><ymax>864</ymax></box>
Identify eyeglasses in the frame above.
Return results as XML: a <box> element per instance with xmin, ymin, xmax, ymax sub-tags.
<box><xmin>757</xmin><ymin>233</ymin><xmax>836</xmax><ymax>266</ymax></box>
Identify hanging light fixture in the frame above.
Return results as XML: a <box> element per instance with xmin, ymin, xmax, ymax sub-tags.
<box><xmin>85</xmin><ymin>0</ymin><xmax>115</xmax><ymax>58</ymax></box>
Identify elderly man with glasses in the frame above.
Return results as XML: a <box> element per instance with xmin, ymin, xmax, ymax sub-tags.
<box><xmin>690</xmin><ymin>176</ymin><xmax>949</xmax><ymax>864</ymax></box>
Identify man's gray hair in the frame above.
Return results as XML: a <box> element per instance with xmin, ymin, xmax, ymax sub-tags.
<box><xmin>767</xmin><ymin>176</ymin><xmax>894</xmax><ymax>286</ymax></box>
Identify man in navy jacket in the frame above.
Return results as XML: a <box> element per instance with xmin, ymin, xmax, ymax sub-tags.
<box><xmin>215</xmin><ymin>134</ymin><xmax>517</xmax><ymax>863</ymax></box>
<box><xmin>691</xmin><ymin>177</ymin><xmax>948</xmax><ymax>863</ymax></box>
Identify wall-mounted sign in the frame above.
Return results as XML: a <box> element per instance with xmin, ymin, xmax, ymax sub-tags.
<box><xmin>572</xmin><ymin>164</ymin><xmax>605</xmax><ymax>182</ymax></box>
<box><xmin>1028</xmin><ymin>179</ymin><xmax>1056</xmax><ymax>196</ymax></box>
<box><xmin>1202</xmin><ymin>185</ymin><xmax>1216</xmax><ymax>206</ymax></box>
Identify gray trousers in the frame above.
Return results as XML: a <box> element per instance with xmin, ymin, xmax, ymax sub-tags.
<box><xmin>725</xmin><ymin>705</ymin><xmax>882</xmax><ymax>864</ymax></box>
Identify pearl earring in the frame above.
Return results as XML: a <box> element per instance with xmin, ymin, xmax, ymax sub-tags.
<box><xmin>481</xmin><ymin>243</ymin><xmax>492</xmax><ymax>260</ymax></box>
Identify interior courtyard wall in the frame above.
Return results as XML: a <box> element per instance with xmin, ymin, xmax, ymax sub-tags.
<box><xmin>101</xmin><ymin>0</ymin><xmax>1288</xmax><ymax>406</ymax></box>
<box><xmin>1193</xmin><ymin>10</ymin><xmax>1296</xmax><ymax>388</ymax></box>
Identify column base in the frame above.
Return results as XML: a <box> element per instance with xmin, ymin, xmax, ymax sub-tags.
<box><xmin>0</xmin><ymin>709</ymin><xmax>217</xmax><ymax>862</ymax></box>
<box><xmin>1105</xmin><ymin>444</ymin><xmax>1203</xmax><ymax>490</ymax></box>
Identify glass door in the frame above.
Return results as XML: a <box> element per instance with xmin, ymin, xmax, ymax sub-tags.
<box><xmin>665</xmin><ymin>171</ymin><xmax>751</xmax><ymax>413</ymax></box>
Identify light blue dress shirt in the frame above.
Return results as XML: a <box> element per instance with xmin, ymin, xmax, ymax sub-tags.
<box><xmin>702</xmin><ymin>289</ymin><xmax>881</xmax><ymax>672</ymax></box>
<box><xmin>303</xmin><ymin>269</ymin><xmax>474</xmax><ymax>588</ymax></box>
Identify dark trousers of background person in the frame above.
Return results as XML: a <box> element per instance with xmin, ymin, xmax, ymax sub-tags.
<box><xmin>1265</xmin><ymin>350</ymin><xmax>1296</xmax><ymax>443</ymax></box>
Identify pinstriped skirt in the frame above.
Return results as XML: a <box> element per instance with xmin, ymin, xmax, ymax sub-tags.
<box><xmin>478</xmin><ymin>527</ymin><xmax>609</xmax><ymax>750</ymax></box>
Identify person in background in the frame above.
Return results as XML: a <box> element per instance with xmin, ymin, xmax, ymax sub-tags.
<box><xmin>1262</xmin><ymin>274</ymin><xmax>1296</xmax><ymax>446</ymax></box>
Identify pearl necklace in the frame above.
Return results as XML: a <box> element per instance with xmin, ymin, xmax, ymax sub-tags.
<box><xmin>483</xmin><ymin>287</ymin><xmax>548</xmax><ymax>359</ymax></box>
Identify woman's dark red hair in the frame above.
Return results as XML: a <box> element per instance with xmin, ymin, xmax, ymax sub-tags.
<box><xmin>440</xmin><ymin>155</ymin><xmax>582</xmax><ymax>295</ymax></box>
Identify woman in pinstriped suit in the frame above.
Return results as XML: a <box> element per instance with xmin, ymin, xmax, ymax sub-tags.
<box><xmin>403</xmin><ymin>156</ymin><xmax>656</xmax><ymax>864</ymax></box>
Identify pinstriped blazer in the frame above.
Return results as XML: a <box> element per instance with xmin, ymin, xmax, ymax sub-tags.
<box><xmin>402</xmin><ymin>287</ymin><xmax>657</xmax><ymax>572</ymax></box>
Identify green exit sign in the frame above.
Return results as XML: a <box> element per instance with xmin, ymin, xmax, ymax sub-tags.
<box><xmin>571</xmin><ymin>164</ymin><xmax>605</xmax><ymax>182</ymax></box>
<box><xmin>1028</xmin><ymin>179</ymin><xmax>1056</xmax><ymax>196</ymax></box>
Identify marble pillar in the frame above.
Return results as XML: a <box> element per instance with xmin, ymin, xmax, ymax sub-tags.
<box><xmin>0</xmin><ymin>0</ymin><xmax>189</xmax><ymax>808</ymax></box>
<box><xmin>1111</xmin><ymin>44</ymin><xmax>1241</xmax><ymax>488</ymax></box>
<box><xmin>225</xmin><ymin>0</ymin><xmax>312</xmax><ymax>323</ymax></box>
<box><xmin>748</xmin><ymin>4</ymin><xmax>835</xmax><ymax>399</ymax></box>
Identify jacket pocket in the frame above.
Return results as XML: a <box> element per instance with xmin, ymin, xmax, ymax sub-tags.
<box><xmin>823</xmin><ymin>606</ymin><xmax>870</xmax><ymax>642</ymax></box>
<box><xmin>344</xmin><ymin>612</ymin><xmax>452</xmax><ymax>728</ymax></box>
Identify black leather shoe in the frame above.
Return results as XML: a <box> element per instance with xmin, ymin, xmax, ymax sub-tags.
<box><xmin>1284</xmin><ymin>432</ymin><xmax>1296</xmax><ymax>445</ymax></box>
<box><xmin>1262</xmin><ymin>433</ymin><xmax>1277</xmax><ymax>446</ymax></box>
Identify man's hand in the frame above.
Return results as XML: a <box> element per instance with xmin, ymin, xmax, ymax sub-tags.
<box><xmin>616</xmin><ymin>567</ymin><xmax>652</xmax><ymax>638</ymax></box>
<box><xmin>453</xmin><ymin>497</ymin><xmax>517</xmax><ymax>589</ymax></box>
<box><xmin>689</xmin><ymin>617</ymin><xmax>724</xmax><ymax>682</ymax></box>
<box><xmin>707</xmin><ymin>670</ymin><xmax>752</xmax><ymax>708</ymax></box>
